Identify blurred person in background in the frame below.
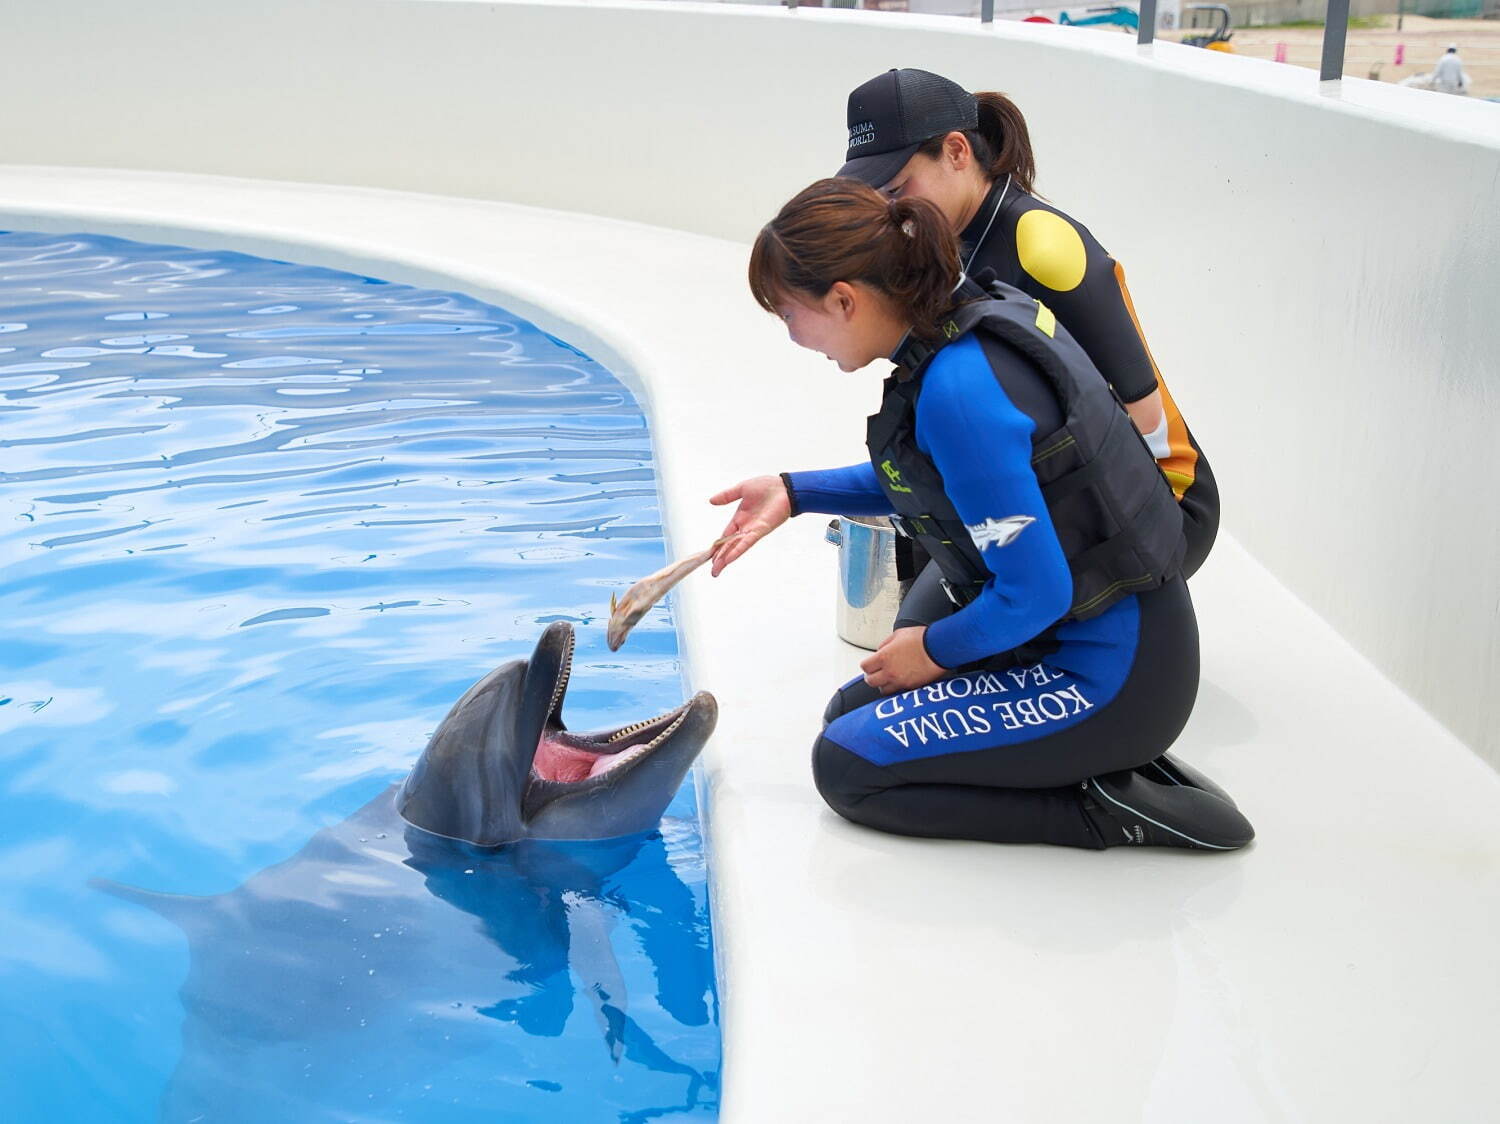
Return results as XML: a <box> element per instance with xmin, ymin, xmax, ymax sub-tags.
<box><xmin>1431</xmin><ymin>45</ymin><xmax>1470</xmax><ymax>96</ymax></box>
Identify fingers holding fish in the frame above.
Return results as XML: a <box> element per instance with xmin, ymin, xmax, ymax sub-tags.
<box><xmin>706</xmin><ymin>474</ymin><xmax>791</xmax><ymax>576</ymax></box>
<box><xmin>710</xmin><ymin>529</ymin><xmax>761</xmax><ymax>576</ymax></box>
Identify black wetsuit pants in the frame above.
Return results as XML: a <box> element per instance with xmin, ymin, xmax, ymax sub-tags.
<box><xmin>814</xmin><ymin>577</ymin><xmax>1199</xmax><ymax>848</ymax></box>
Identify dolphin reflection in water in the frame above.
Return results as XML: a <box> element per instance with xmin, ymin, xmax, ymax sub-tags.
<box><xmin>97</xmin><ymin>622</ymin><xmax>721</xmax><ymax>1121</ymax></box>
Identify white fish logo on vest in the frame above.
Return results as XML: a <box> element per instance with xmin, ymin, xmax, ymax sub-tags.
<box><xmin>966</xmin><ymin>514</ymin><xmax>1036</xmax><ymax>552</ymax></box>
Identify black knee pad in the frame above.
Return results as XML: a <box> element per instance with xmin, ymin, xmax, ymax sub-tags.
<box><xmin>822</xmin><ymin>690</ymin><xmax>846</xmax><ymax>728</ymax></box>
<box><xmin>810</xmin><ymin>734</ymin><xmax>866</xmax><ymax>818</ymax></box>
<box><xmin>822</xmin><ymin>678</ymin><xmax>882</xmax><ymax>727</ymax></box>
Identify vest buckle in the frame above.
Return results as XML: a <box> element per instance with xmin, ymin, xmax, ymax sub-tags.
<box><xmin>939</xmin><ymin>577</ymin><xmax>983</xmax><ymax>608</ymax></box>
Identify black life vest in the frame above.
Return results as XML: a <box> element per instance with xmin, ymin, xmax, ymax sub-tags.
<box><xmin>867</xmin><ymin>282</ymin><xmax>1185</xmax><ymax>621</ymax></box>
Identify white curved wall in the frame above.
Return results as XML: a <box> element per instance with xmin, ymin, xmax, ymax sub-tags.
<box><xmin>9</xmin><ymin>0</ymin><xmax>1492</xmax><ymax>763</ymax></box>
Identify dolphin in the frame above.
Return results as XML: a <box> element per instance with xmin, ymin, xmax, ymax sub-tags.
<box><xmin>398</xmin><ymin>620</ymin><xmax>718</xmax><ymax>845</ymax></box>
<box><xmin>90</xmin><ymin>621</ymin><xmax>723</xmax><ymax>1119</ymax></box>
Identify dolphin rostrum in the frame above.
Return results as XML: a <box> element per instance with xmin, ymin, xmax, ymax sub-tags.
<box><xmin>398</xmin><ymin>620</ymin><xmax>717</xmax><ymax>845</ymax></box>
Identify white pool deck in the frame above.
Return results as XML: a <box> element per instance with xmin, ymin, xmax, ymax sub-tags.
<box><xmin>4</xmin><ymin>167</ymin><xmax>1498</xmax><ymax>1122</ymax></box>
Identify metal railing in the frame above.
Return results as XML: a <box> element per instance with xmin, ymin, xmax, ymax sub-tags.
<box><xmin>1318</xmin><ymin>0</ymin><xmax>1352</xmax><ymax>80</ymax></box>
<box><xmin>1137</xmin><ymin>0</ymin><xmax>1158</xmax><ymax>43</ymax></box>
<box><xmin>783</xmin><ymin>0</ymin><xmax>1367</xmax><ymax>88</ymax></box>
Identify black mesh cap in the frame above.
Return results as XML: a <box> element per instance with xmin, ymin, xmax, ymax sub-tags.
<box><xmin>838</xmin><ymin>69</ymin><xmax>979</xmax><ymax>187</ymax></box>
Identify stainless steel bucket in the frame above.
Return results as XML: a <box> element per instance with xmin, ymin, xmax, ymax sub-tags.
<box><xmin>825</xmin><ymin>515</ymin><xmax>908</xmax><ymax>650</ymax></box>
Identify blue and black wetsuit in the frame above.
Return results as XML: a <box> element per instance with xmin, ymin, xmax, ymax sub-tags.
<box><xmin>896</xmin><ymin>180</ymin><xmax>1220</xmax><ymax>629</ymax></box>
<box><xmin>785</xmin><ymin>332</ymin><xmax>1200</xmax><ymax>848</ymax></box>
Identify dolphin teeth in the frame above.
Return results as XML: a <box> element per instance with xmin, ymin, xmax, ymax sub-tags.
<box><xmin>637</xmin><ymin>709</ymin><xmax>689</xmax><ymax>753</ymax></box>
<box><xmin>604</xmin><ymin>703</ymin><xmax>688</xmax><ymax>744</ymax></box>
<box><xmin>606</xmin><ymin>717</ymin><xmax>660</xmax><ymax>743</ymax></box>
<box><xmin>589</xmin><ymin>709</ymin><xmax>691</xmax><ymax>777</ymax></box>
<box><xmin>545</xmin><ymin>627</ymin><xmax>576</xmax><ymax>720</ymax></box>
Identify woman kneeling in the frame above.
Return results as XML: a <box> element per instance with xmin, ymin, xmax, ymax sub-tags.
<box><xmin>709</xmin><ymin>179</ymin><xmax>1253</xmax><ymax>851</ymax></box>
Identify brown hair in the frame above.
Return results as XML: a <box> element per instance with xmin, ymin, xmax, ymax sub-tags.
<box><xmin>915</xmin><ymin>91</ymin><xmax>1036</xmax><ymax>195</ymax></box>
<box><xmin>748</xmin><ymin>178</ymin><xmax>961</xmax><ymax>341</ymax></box>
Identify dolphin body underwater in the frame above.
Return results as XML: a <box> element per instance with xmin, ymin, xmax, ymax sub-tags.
<box><xmin>96</xmin><ymin>622</ymin><xmax>722</xmax><ymax>1120</ymax></box>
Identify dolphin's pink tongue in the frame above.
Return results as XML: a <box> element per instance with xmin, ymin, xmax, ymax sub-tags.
<box><xmin>533</xmin><ymin>735</ymin><xmax>622</xmax><ymax>784</ymax></box>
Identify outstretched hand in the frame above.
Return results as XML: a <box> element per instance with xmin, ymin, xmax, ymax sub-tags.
<box><xmin>708</xmin><ymin>475</ymin><xmax>792</xmax><ymax>576</ymax></box>
<box><xmin>860</xmin><ymin>627</ymin><xmax>945</xmax><ymax>694</ymax></box>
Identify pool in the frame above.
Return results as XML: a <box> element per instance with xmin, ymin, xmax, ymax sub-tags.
<box><xmin>0</xmin><ymin>230</ymin><xmax>721</xmax><ymax>1121</ymax></box>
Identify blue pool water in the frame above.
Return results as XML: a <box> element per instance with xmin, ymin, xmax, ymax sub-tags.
<box><xmin>0</xmin><ymin>232</ymin><xmax>720</xmax><ymax>1121</ymax></box>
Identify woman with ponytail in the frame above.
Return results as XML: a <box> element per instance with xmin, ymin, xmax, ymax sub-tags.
<box><xmin>837</xmin><ymin>69</ymin><xmax>1219</xmax><ymax>621</ymax></box>
<box><xmin>708</xmin><ymin>179</ymin><xmax>1253</xmax><ymax>851</ymax></box>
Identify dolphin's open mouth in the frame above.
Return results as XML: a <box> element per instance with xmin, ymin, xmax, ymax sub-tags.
<box><xmin>398</xmin><ymin>619</ymin><xmax>715</xmax><ymax>845</ymax></box>
<box><xmin>529</xmin><ymin>625</ymin><xmax>692</xmax><ymax>787</ymax></box>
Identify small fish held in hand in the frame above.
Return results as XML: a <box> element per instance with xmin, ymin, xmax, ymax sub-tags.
<box><xmin>607</xmin><ymin>534</ymin><xmax>745</xmax><ymax>651</ymax></box>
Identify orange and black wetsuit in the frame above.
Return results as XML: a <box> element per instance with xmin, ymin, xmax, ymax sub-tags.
<box><xmin>959</xmin><ymin>177</ymin><xmax>1218</xmax><ymax>576</ymax></box>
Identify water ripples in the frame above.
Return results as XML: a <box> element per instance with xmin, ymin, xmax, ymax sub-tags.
<box><xmin>0</xmin><ymin>231</ymin><xmax>717</xmax><ymax>1121</ymax></box>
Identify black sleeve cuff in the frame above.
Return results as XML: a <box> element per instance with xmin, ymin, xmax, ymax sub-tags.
<box><xmin>919</xmin><ymin>625</ymin><xmax>954</xmax><ymax>671</ymax></box>
<box><xmin>1115</xmin><ymin>382</ymin><xmax>1158</xmax><ymax>406</ymax></box>
<box><xmin>778</xmin><ymin>472</ymin><xmax>803</xmax><ymax>518</ymax></box>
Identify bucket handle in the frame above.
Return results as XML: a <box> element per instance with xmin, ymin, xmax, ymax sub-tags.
<box><xmin>825</xmin><ymin>518</ymin><xmax>842</xmax><ymax>547</ymax></box>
